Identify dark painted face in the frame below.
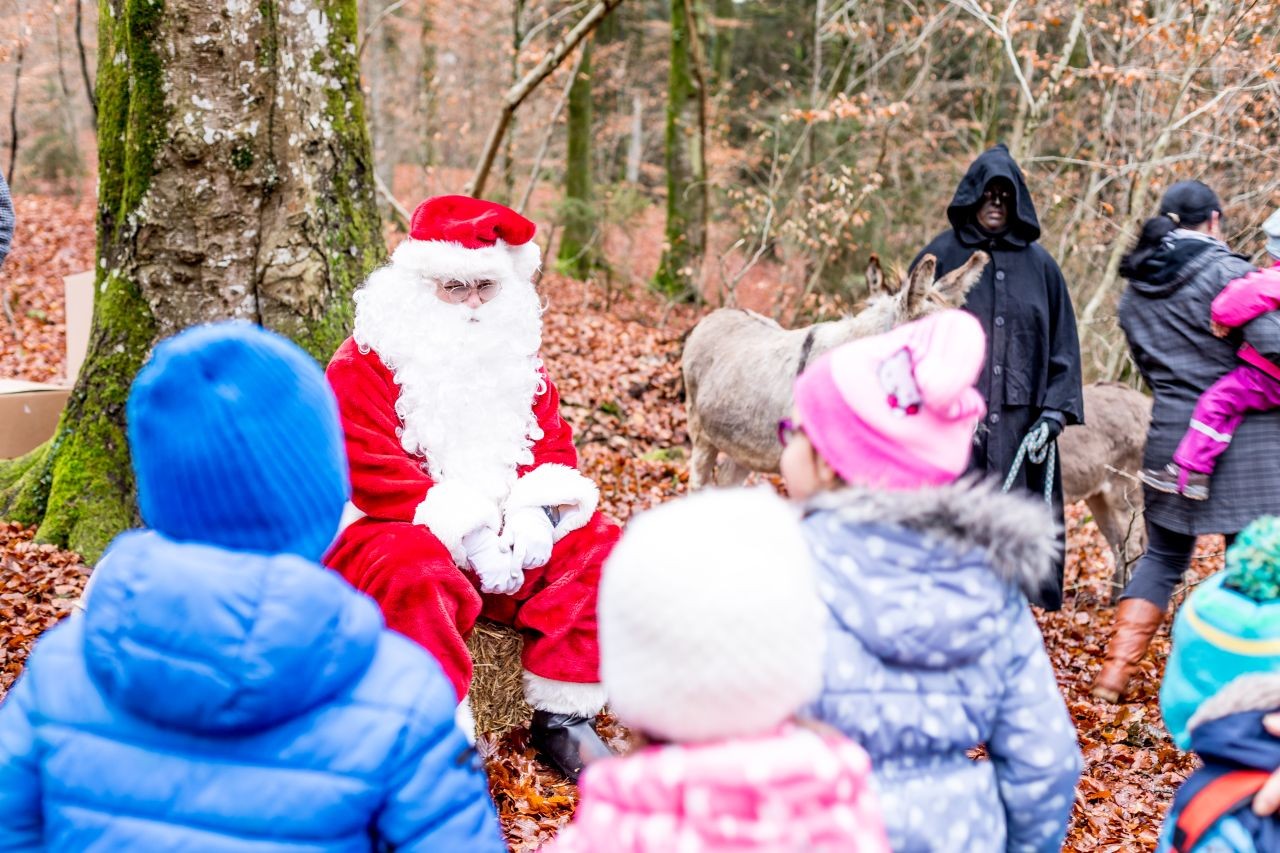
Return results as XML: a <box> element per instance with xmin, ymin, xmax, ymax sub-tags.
<box><xmin>976</xmin><ymin>178</ymin><xmax>1015</xmax><ymax>234</ymax></box>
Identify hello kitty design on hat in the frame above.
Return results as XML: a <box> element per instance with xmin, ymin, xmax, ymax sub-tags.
<box><xmin>878</xmin><ymin>349</ymin><xmax>923</xmax><ymax>417</ymax></box>
<box><xmin>794</xmin><ymin>309</ymin><xmax>988</xmax><ymax>490</ymax></box>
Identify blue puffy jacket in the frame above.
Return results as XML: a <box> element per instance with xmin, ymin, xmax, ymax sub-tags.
<box><xmin>0</xmin><ymin>530</ymin><xmax>505</xmax><ymax>852</ymax></box>
<box><xmin>803</xmin><ymin>479</ymin><xmax>1082</xmax><ymax>853</ymax></box>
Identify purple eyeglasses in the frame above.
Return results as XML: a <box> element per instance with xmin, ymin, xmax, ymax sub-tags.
<box><xmin>777</xmin><ymin>418</ymin><xmax>800</xmax><ymax>448</ymax></box>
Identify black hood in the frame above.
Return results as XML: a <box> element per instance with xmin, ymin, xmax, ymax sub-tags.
<box><xmin>946</xmin><ymin>144</ymin><xmax>1041</xmax><ymax>249</ymax></box>
<box><xmin>1123</xmin><ymin>235</ymin><xmax>1232</xmax><ymax>299</ymax></box>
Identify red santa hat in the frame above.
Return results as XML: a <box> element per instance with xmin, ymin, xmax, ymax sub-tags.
<box><xmin>391</xmin><ymin>195</ymin><xmax>542</xmax><ymax>287</ymax></box>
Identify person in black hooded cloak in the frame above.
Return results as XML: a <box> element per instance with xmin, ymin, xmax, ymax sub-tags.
<box><xmin>912</xmin><ymin>144</ymin><xmax>1084</xmax><ymax>611</ymax></box>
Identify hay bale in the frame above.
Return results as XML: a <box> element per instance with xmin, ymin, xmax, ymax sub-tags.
<box><xmin>467</xmin><ymin>620</ymin><xmax>532</xmax><ymax>736</ymax></box>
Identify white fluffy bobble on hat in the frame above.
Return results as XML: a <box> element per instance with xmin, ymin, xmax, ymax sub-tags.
<box><xmin>599</xmin><ymin>488</ymin><xmax>826</xmax><ymax>743</ymax></box>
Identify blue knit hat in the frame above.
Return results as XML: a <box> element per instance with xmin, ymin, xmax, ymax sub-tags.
<box><xmin>1160</xmin><ymin>517</ymin><xmax>1280</xmax><ymax>748</ymax></box>
<box><xmin>127</xmin><ymin>322</ymin><xmax>350</xmax><ymax>562</ymax></box>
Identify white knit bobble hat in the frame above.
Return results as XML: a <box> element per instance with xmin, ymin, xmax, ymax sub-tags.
<box><xmin>599</xmin><ymin>488</ymin><xmax>826</xmax><ymax>743</ymax></box>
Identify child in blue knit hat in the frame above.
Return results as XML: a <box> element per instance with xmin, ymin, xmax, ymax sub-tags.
<box><xmin>1158</xmin><ymin>516</ymin><xmax>1280</xmax><ymax>852</ymax></box>
<box><xmin>0</xmin><ymin>322</ymin><xmax>505</xmax><ymax>851</ymax></box>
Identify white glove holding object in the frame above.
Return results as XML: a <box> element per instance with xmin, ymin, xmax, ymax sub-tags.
<box><xmin>502</xmin><ymin>506</ymin><xmax>555</xmax><ymax>571</ymax></box>
<box><xmin>463</xmin><ymin>527</ymin><xmax>523</xmax><ymax>595</ymax></box>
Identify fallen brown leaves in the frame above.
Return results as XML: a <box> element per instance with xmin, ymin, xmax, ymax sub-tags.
<box><xmin>481</xmin><ymin>712</ymin><xmax>636</xmax><ymax>851</ymax></box>
<box><xmin>0</xmin><ymin>521</ymin><xmax>88</xmax><ymax>695</ymax></box>
<box><xmin>0</xmin><ymin>192</ymin><xmax>96</xmax><ymax>383</ymax></box>
<box><xmin>0</xmin><ymin>195</ymin><xmax>1224</xmax><ymax>853</ymax></box>
<box><xmin>1041</xmin><ymin>506</ymin><xmax>1221</xmax><ymax>852</ymax></box>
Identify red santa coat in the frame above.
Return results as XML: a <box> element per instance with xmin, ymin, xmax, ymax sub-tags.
<box><xmin>324</xmin><ymin>337</ymin><xmax>617</xmax><ymax>705</ymax></box>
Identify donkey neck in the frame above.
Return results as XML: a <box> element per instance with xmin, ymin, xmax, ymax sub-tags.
<box><xmin>808</xmin><ymin>297</ymin><xmax>899</xmax><ymax>357</ymax></box>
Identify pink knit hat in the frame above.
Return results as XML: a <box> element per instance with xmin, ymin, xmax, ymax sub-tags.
<box><xmin>793</xmin><ymin>309</ymin><xmax>987</xmax><ymax>490</ymax></box>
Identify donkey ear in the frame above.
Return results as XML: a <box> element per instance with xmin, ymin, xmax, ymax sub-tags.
<box><xmin>904</xmin><ymin>254</ymin><xmax>937</xmax><ymax>316</ymax></box>
<box><xmin>866</xmin><ymin>254</ymin><xmax>890</xmax><ymax>298</ymax></box>
<box><xmin>935</xmin><ymin>250</ymin><xmax>989</xmax><ymax>304</ymax></box>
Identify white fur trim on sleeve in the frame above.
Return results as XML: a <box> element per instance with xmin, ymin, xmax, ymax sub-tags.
<box><xmin>504</xmin><ymin>463</ymin><xmax>600</xmax><ymax>542</ymax></box>
<box><xmin>522</xmin><ymin>671</ymin><xmax>607</xmax><ymax>717</ymax></box>
<box><xmin>455</xmin><ymin>695</ymin><xmax>477</xmax><ymax>746</ymax></box>
<box><xmin>414</xmin><ymin>480</ymin><xmax>501</xmax><ymax>566</ymax></box>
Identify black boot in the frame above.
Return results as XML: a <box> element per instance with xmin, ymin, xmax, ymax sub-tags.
<box><xmin>529</xmin><ymin>710</ymin><xmax>613</xmax><ymax>782</ymax></box>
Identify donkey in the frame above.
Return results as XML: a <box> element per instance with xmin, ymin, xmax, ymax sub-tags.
<box><xmin>682</xmin><ymin>251</ymin><xmax>990</xmax><ymax>489</ymax></box>
<box><xmin>1059</xmin><ymin>382</ymin><xmax>1151</xmax><ymax>600</ymax></box>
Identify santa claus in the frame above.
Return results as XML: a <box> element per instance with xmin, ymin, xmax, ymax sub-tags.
<box><xmin>324</xmin><ymin>195</ymin><xmax>619</xmax><ymax>780</ymax></box>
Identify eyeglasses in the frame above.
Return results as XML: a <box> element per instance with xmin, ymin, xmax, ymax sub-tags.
<box><xmin>438</xmin><ymin>279</ymin><xmax>502</xmax><ymax>304</ymax></box>
<box><xmin>777</xmin><ymin>418</ymin><xmax>801</xmax><ymax>447</ymax></box>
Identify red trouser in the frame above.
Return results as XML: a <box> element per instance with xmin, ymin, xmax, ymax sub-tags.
<box><xmin>325</xmin><ymin>513</ymin><xmax>619</xmax><ymax>700</ymax></box>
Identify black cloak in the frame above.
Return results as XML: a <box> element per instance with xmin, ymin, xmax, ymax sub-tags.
<box><xmin>913</xmin><ymin>144</ymin><xmax>1085</xmax><ymax>610</ymax></box>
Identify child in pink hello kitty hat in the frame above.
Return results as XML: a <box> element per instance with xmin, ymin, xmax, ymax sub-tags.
<box><xmin>781</xmin><ymin>309</ymin><xmax>1082</xmax><ymax>852</ymax></box>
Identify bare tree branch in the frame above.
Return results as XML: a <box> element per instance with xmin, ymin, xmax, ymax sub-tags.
<box><xmin>374</xmin><ymin>168</ymin><xmax>410</xmax><ymax>231</ymax></box>
<box><xmin>357</xmin><ymin>0</ymin><xmax>410</xmax><ymax>64</ymax></box>
<box><xmin>945</xmin><ymin>0</ymin><xmax>1036</xmax><ymax>111</ymax></box>
<box><xmin>464</xmin><ymin>0</ymin><xmax>625</xmax><ymax>198</ymax></box>
<box><xmin>75</xmin><ymin>0</ymin><xmax>96</xmax><ymax>125</ymax></box>
<box><xmin>8</xmin><ymin>22</ymin><xmax>24</xmax><ymax>183</ymax></box>
<box><xmin>521</xmin><ymin>0</ymin><xmax>590</xmax><ymax>49</ymax></box>
<box><xmin>517</xmin><ymin>44</ymin><xmax>588</xmax><ymax>214</ymax></box>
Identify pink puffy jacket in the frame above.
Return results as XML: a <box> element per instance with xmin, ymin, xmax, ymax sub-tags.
<box><xmin>543</xmin><ymin>725</ymin><xmax>889</xmax><ymax>852</ymax></box>
<box><xmin>1212</xmin><ymin>263</ymin><xmax>1280</xmax><ymax>381</ymax></box>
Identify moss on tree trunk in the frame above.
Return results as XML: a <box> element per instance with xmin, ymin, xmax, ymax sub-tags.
<box><xmin>711</xmin><ymin>0</ymin><xmax>734</xmax><ymax>88</ymax></box>
<box><xmin>653</xmin><ymin>0</ymin><xmax>706</xmax><ymax>300</ymax></box>
<box><xmin>0</xmin><ymin>0</ymin><xmax>383</xmax><ymax>561</ymax></box>
<box><xmin>557</xmin><ymin>37</ymin><xmax>595</xmax><ymax>279</ymax></box>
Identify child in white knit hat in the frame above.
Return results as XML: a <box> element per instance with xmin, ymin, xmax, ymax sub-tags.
<box><xmin>545</xmin><ymin>488</ymin><xmax>888</xmax><ymax>852</ymax></box>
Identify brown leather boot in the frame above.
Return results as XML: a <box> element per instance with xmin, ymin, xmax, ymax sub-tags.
<box><xmin>1090</xmin><ymin>598</ymin><xmax>1166</xmax><ymax>703</ymax></box>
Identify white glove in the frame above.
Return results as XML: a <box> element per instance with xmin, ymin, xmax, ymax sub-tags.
<box><xmin>463</xmin><ymin>528</ymin><xmax>523</xmax><ymax>595</ymax></box>
<box><xmin>502</xmin><ymin>506</ymin><xmax>555</xmax><ymax>571</ymax></box>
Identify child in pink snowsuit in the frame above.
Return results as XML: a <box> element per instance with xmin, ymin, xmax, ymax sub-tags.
<box><xmin>544</xmin><ymin>489</ymin><xmax>889</xmax><ymax>853</ymax></box>
<box><xmin>1144</xmin><ymin>236</ymin><xmax>1280</xmax><ymax>501</ymax></box>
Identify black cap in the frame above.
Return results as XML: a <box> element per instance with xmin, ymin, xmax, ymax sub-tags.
<box><xmin>1158</xmin><ymin>180</ymin><xmax>1222</xmax><ymax>227</ymax></box>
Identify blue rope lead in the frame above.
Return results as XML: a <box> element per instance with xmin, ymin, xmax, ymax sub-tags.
<box><xmin>1002</xmin><ymin>421</ymin><xmax>1056</xmax><ymax>504</ymax></box>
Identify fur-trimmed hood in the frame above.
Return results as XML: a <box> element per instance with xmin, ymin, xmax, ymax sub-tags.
<box><xmin>803</xmin><ymin>477</ymin><xmax>1058</xmax><ymax>668</ymax></box>
<box><xmin>1188</xmin><ymin>673</ymin><xmax>1280</xmax><ymax>737</ymax></box>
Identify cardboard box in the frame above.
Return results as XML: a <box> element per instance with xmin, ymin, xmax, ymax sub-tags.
<box><xmin>64</xmin><ymin>270</ymin><xmax>94</xmax><ymax>383</ymax></box>
<box><xmin>0</xmin><ymin>380</ymin><xmax>71</xmax><ymax>458</ymax></box>
<box><xmin>0</xmin><ymin>270</ymin><xmax>94</xmax><ymax>458</ymax></box>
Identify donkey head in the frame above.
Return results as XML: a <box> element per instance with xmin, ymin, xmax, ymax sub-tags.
<box><xmin>898</xmin><ymin>250</ymin><xmax>989</xmax><ymax>321</ymax></box>
<box><xmin>838</xmin><ymin>251</ymin><xmax>989</xmax><ymax>342</ymax></box>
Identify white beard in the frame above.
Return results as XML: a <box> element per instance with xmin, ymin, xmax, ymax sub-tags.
<box><xmin>352</xmin><ymin>262</ymin><xmax>545</xmax><ymax>507</ymax></box>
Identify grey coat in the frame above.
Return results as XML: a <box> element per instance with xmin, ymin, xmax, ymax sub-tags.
<box><xmin>803</xmin><ymin>479</ymin><xmax>1081</xmax><ymax>853</ymax></box>
<box><xmin>1119</xmin><ymin>234</ymin><xmax>1280</xmax><ymax>534</ymax></box>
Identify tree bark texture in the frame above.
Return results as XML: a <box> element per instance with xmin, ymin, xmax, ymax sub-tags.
<box><xmin>653</xmin><ymin>0</ymin><xmax>706</xmax><ymax>299</ymax></box>
<box><xmin>417</xmin><ymin>3</ymin><xmax>437</xmax><ymax>168</ymax></box>
<box><xmin>0</xmin><ymin>0</ymin><xmax>383</xmax><ymax>560</ymax></box>
<box><xmin>557</xmin><ymin>37</ymin><xmax>594</xmax><ymax>278</ymax></box>
<box><xmin>75</xmin><ymin>0</ymin><xmax>98</xmax><ymax>124</ymax></box>
<box><xmin>710</xmin><ymin>0</ymin><xmax>733</xmax><ymax>89</ymax></box>
<box><xmin>8</xmin><ymin>34</ymin><xmax>24</xmax><ymax>183</ymax></box>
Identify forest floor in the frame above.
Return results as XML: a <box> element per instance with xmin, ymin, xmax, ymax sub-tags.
<box><xmin>0</xmin><ymin>192</ymin><xmax>1221</xmax><ymax>852</ymax></box>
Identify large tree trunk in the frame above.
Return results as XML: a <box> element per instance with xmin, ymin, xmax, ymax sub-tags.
<box><xmin>652</xmin><ymin>0</ymin><xmax>706</xmax><ymax>299</ymax></box>
<box><xmin>557</xmin><ymin>37</ymin><xmax>594</xmax><ymax>278</ymax></box>
<box><xmin>0</xmin><ymin>0</ymin><xmax>383</xmax><ymax>560</ymax></box>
